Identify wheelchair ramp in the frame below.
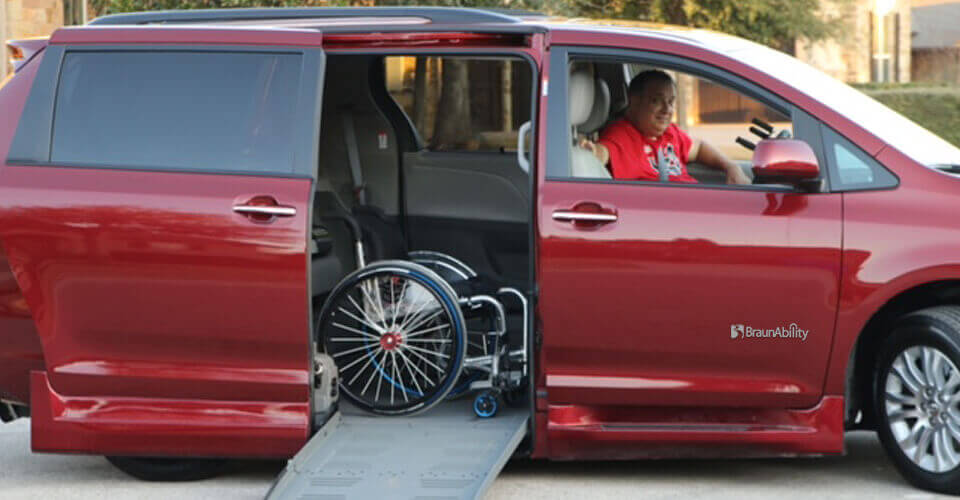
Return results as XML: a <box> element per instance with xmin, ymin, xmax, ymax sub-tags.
<box><xmin>265</xmin><ymin>401</ymin><xmax>528</xmax><ymax>500</ymax></box>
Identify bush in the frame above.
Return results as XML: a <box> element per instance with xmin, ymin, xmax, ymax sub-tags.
<box><xmin>855</xmin><ymin>85</ymin><xmax>960</xmax><ymax>148</ymax></box>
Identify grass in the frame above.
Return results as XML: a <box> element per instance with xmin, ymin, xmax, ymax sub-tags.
<box><xmin>852</xmin><ymin>84</ymin><xmax>960</xmax><ymax>147</ymax></box>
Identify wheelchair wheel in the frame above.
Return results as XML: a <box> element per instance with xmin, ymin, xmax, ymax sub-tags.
<box><xmin>318</xmin><ymin>261</ymin><xmax>467</xmax><ymax>416</ymax></box>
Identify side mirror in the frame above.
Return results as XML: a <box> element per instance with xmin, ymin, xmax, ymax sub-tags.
<box><xmin>752</xmin><ymin>139</ymin><xmax>821</xmax><ymax>192</ymax></box>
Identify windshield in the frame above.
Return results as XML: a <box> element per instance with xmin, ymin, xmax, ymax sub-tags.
<box><xmin>726</xmin><ymin>39</ymin><xmax>960</xmax><ymax>168</ymax></box>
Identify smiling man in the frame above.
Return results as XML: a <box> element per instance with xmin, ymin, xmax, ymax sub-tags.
<box><xmin>583</xmin><ymin>70</ymin><xmax>751</xmax><ymax>185</ymax></box>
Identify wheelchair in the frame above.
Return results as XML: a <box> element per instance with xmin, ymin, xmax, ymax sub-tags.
<box><xmin>313</xmin><ymin>186</ymin><xmax>528</xmax><ymax>418</ymax></box>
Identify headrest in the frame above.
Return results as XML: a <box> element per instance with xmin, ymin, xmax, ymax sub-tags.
<box><xmin>578</xmin><ymin>78</ymin><xmax>610</xmax><ymax>135</ymax></box>
<box><xmin>568</xmin><ymin>70</ymin><xmax>595</xmax><ymax>127</ymax></box>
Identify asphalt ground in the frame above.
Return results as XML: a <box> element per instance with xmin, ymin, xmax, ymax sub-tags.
<box><xmin>0</xmin><ymin>418</ymin><xmax>952</xmax><ymax>499</ymax></box>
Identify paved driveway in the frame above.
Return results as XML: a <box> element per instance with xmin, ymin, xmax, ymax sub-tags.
<box><xmin>0</xmin><ymin>419</ymin><xmax>949</xmax><ymax>499</ymax></box>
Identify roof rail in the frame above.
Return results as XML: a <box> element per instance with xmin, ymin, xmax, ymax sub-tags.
<box><xmin>88</xmin><ymin>7</ymin><xmax>528</xmax><ymax>26</ymax></box>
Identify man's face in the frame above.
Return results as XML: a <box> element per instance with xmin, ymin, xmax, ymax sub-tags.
<box><xmin>627</xmin><ymin>79</ymin><xmax>676</xmax><ymax>138</ymax></box>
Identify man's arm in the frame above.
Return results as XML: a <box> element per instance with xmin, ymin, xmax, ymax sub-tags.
<box><xmin>692</xmin><ymin>139</ymin><xmax>751</xmax><ymax>185</ymax></box>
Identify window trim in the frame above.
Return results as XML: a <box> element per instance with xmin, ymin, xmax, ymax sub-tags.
<box><xmin>546</xmin><ymin>46</ymin><xmax>832</xmax><ymax>194</ymax></box>
<box><xmin>8</xmin><ymin>44</ymin><xmax>324</xmax><ymax>179</ymax></box>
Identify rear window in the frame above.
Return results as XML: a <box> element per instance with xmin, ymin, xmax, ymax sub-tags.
<box><xmin>51</xmin><ymin>51</ymin><xmax>301</xmax><ymax>174</ymax></box>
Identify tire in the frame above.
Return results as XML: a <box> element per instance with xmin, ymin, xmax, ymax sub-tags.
<box><xmin>875</xmin><ymin>306</ymin><xmax>960</xmax><ymax>494</ymax></box>
<box><xmin>317</xmin><ymin>260</ymin><xmax>467</xmax><ymax>416</ymax></box>
<box><xmin>105</xmin><ymin>456</ymin><xmax>227</xmax><ymax>481</ymax></box>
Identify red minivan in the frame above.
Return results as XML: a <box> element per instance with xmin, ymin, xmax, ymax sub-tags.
<box><xmin>3</xmin><ymin>7</ymin><xmax>960</xmax><ymax>496</ymax></box>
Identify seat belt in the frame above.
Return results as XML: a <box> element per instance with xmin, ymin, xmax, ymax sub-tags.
<box><xmin>341</xmin><ymin>111</ymin><xmax>366</xmax><ymax>205</ymax></box>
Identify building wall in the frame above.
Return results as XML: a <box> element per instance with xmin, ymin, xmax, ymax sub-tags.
<box><xmin>796</xmin><ymin>0</ymin><xmax>911</xmax><ymax>83</ymax></box>
<box><xmin>2</xmin><ymin>0</ymin><xmax>64</xmax><ymax>80</ymax></box>
<box><xmin>913</xmin><ymin>47</ymin><xmax>960</xmax><ymax>83</ymax></box>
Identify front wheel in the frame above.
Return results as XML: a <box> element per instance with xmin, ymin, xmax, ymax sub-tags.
<box><xmin>875</xmin><ymin>306</ymin><xmax>960</xmax><ymax>494</ymax></box>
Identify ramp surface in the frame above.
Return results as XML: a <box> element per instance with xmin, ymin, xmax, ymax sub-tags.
<box><xmin>266</xmin><ymin>400</ymin><xmax>528</xmax><ymax>500</ymax></box>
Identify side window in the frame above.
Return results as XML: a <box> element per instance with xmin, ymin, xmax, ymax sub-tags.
<box><xmin>52</xmin><ymin>51</ymin><xmax>302</xmax><ymax>174</ymax></box>
<box><xmin>384</xmin><ymin>56</ymin><xmax>532</xmax><ymax>152</ymax></box>
<box><xmin>564</xmin><ymin>57</ymin><xmax>817</xmax><ymax>190</ymax></box>
<box><xmin>821</xmin><ymin>126</ymin><xmax>899</xmax><ymax>191</ymax></box>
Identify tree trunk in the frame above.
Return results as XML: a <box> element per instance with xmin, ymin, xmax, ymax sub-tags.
<box><xmin>432</xmin><ymin>59</ymin><xmax>472</xmax><ymax>149</ymax></box>
<box><xmin>412</xmin><ymin>57</ymin><xmax>428</xmax><ymax>134</ymax></box>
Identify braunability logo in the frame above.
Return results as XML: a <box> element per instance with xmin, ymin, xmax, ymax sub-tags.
<box><xmin>730</xmin><ymin>323</ymin><xmax>808</xmax><ymax>341</ymax></box>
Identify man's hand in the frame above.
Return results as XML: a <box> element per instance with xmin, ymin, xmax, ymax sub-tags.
<box><xmin>694</xmin><ymin>139</ymin><xmax>751</xmax><ymax>185</ymax></box>
<box><xmin>578</xmin><ymin>137</ymin><xmax>610</xmax><ymax>165</ymax></box>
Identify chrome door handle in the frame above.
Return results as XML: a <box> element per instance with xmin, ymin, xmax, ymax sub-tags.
<box><xmin>552</xmin><ymin>210</ymin><xmax>617</xmax><ymax>222</ymax></box>
<box><xmin>233</xmin><ymin>205</ymin><xmax>297</xmax><ymax>217</ymax></box>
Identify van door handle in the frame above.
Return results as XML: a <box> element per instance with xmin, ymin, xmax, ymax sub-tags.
<box><xmin>233</xmin><ymin>196</ymin><xmax>297</xmax><ymax>220</ymax></box>
<box><xmin>552</xmin><ymin>210</ymin><xmax>617</xmax><ymax>223</ymax></box>
<box><xmin>233</xmin><ymin>205</ymin><xmax>297</xmax><ymax>217</ymax></box>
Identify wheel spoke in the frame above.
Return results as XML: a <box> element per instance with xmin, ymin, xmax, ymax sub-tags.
<box><xmin>888</xmin><ymin>408</ymin><xmax>924</xmax><ymax>422</ymax></box>
<box><xmin>337</xmin><ymin>306</ymin><xmax>385</xmax><ymax>336</ymax></box>
<box><xmin>375</xmin><ymin>350</ymin><xmax>387</xmax><ymax>402</ymax></box>
<box><xmin>332</xmin><ymin>343</ymin><xmax>377</xmax><ymax>358</ymax></box>
<box><xmin>397</xmin><ymin>350</ymin><xmax>424</xmax><ymax>396</ymax></box>
<box><xmin>397</xmin><ymin>349</ymin><xmax>435</xmax><ymax>386</ymax></box>
<box><xmin>403</xmin><ymin>309</ymin><xmax>444</xmax><ymax>337</ymax></box>
<box><xmin>904</xmin><ymin>349</ymin><xmax>927</xmax><ymax>389</ymax></box>
<box><xmin>405</xmin><ymin>322</ymin><xmax>452</xmax><ymax>338</ymax></box>
<box><xmin>922</xmin><ymin>348</ymin><xmax>938</xmax><ymax>387</ymax></box>
<box><xmin>885</xmin><ymin>390</ymin><xmax>920</xmax><ymax>406</ymax></box>
<box><xmin>403</xmin><ymin>344</ymin><xmax>446</xmax><ymax>373</ymax></box>
<box><xmin>347</xmin><ymin>352</ymin><xmax>377</xmax><ymax>385</ymax></box>
<box><xmin>892</xmin><ymin>359</ymin><xmax>924</xmax><ymax>395</ymax></box>
<box><xmin>404</xmin><ymin>343</ymin><xmax>451</xmax><ymax>359</ymax></box>
<box><xmin>938</xmin><ymin>427</ymin><xmax>960</xmax><ymax>471</ymax></box>
<box><xmin>339</xmin><ymin>348</ymin><xmax>379</xmax><ymax>372</ymax></box>
<box><xmin>405</xmin><ymin>338</ymin><xmax>452</xmax><ymax>344</ymax></box>
<box><xmin>915</xmin><ymin>426</ymin><xmax>935</xmax><ymax>464</ymax></box>
<box><xmin>331</xmin><ymin>321</ymin><xmax>381</xmax><ymax>341</ymax></box>
<box><xmin>358</xmin><ymin>280</ymin><xmax>389</xmax><ymax>332</ymax></box>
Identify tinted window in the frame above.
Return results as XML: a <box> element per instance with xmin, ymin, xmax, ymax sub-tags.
<box><xmin>52</xmin><ymin>51</ymin><xmax>301</xmax><ymax>174</ymax></box>
<box><xmin>821</xmin><ymin>126</ymin><xmax>898</xmax><ymax>191</ymax></box>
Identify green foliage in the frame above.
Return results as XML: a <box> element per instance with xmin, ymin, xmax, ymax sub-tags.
<box><xmin>90</xmin><ymin>0</ymin><xmax>843</xmax><ymax>51</ymax></box>
<box><xmin>859</xmin><ymin>87</ymin><xmax>960</xmax><ymax>148</ymax></box>
<box><xmin>648</xmin><ymin>0</ymin><xmax>842</xmax><ymax>51</ymax></box>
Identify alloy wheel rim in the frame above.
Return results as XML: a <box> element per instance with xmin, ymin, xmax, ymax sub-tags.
<box><xmin>885</xmin><ymin>345</ymin><xmax>960</xmax><ymax>473</ymax></box>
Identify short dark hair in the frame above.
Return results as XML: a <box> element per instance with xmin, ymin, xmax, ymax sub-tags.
<box><xmin>628</xmin><ymin>70</ymin><xmax>675</xmax><ymax>97</ymax></box>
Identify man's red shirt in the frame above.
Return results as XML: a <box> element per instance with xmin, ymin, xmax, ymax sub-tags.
<box><xmin>598</xmin><ymin>119</ymin><xmax>698</xmax><ymax>183</ymax></box>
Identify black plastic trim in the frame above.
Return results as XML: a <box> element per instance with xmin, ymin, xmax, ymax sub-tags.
<box><xmin>7</xmin><ymin>46</ymin><xmax>64</xmax><ymax>164</ymax></box>
<box><xmin>820</xmin><ymin>124</ymin><xmax>901</xmax><ymax>193</ymax></box>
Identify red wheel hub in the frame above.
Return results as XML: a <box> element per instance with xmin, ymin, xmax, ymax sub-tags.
<box><xmin>380</xmin><ymin>332</ymin><xmax>402</xmax><ymax>351</ymax></box>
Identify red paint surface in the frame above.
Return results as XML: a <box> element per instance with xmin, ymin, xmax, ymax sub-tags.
<box><xmin>0</xmin><ymin>165</ymin><xmax>313</xmax><ymax>453</ymax></box>
<box><xmin>0</xmin><ymin>50</ymin><xmax>45</xmax><ymax>404</ymax></box>
<box><xmin>30</xmin><ymin>371</ymin><xmax>307</xmax><ymax>457</ymax></box>
<box><xmin>544</xmin><ymin>396</ymin><xmax>844</xmax><ymax>459</ymax></box>
<box><xmin>0</xmin><ymin>23</ymin><xmax>957</xmax><ymax>464</ymax></box>
<box><xmin>752</xmin><ymin>139</ymin><xmax>820</xmax><ymax>179</ymax></box>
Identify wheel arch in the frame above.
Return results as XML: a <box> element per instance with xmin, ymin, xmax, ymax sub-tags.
<box><xmin>845</xmin><ymin>279</ymin><xmax>960</xmax><ymax>430</ymax></box>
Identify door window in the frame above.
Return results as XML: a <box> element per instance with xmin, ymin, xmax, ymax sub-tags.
<box><xmin>52</xmin><ymin>51</ymin><xmax>302</xmax><ymax>174</ymax></box>
<box><xmin>559</xmin><ymin>57</ymin><xmax>819</xmax><ymax>191</ymax></box>
<box><xmin>821</xmin><ymin>125</ymin><xmax>899</xmax><ymax>190</ymax></box>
